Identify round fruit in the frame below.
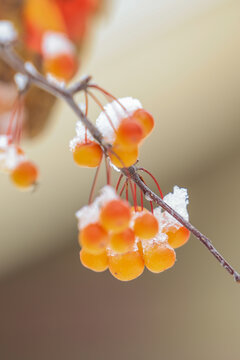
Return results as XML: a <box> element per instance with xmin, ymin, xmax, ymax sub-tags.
<box><xmin>143</xmin><ymin>242</ymin><xmax>176</xmax><ymax>273</ymax></box>
<box><xmin>132</xmin><ymin>109</ymin><xmax>154</xmax><ymax>138</ymax></box>
<box><xmin>109</xmin><ymin>250</ymin><xmax>144</xmax><ymax>281</ymax></box>
<box><xmin>164</xmin><ymin>226</ymin><xmax>190</xmax><ymax>249</ymax></box>
<box><xmin>80</xmin><ymin>249</ymin><xmax>108</xmax><ymax>272</ymax></box>
<box><xmin>110</xmin><ymin>228</ymin><xmax>135</xmax><ymax>254</ymax></box>
<box><xmin>79</xmin><ymin>222</ymin><xmax>109</xmax><ymax>255</ymax></box>
<box><xmin>11</xmin><ymin>161</ymin><xmax>38</xmax><ymax>189</ymax></box>
<box><xmin>100</xmin><ymin>199</ymin><xmax>131</xmax><ymax>233</ymax></box>
<box><xmin>73</xmin><ymin>141</ymin><xmax>103</xmax><ymax>168</ymax></box>
<box><xmin>134</xmin><ymin>212</ymin><xmax>159</xmax><ymax>240</ymax></box>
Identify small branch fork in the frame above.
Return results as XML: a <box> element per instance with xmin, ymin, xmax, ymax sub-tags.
<box><xmin>0</xmin><ymin>43</ymin><xmax>239</xmax><ymax>283</ymax></box>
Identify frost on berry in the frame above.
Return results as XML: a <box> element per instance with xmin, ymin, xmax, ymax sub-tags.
<box><xmin>76</xmin><ymin>185</ymin><xmax>118</xmax><ymax>229</ymax></box>
<box><xmin>41</xmin><ymin>31</ymin><xmax>75</xmax><ymax>58</ymax></box>
<box><xmin>0</xmin><ymin>137</ymin><xmax>26</xmax><ymax>174</ymax></box>
<box><xmin>154</xmin><ymin>186</ymin><xmax>189</xmax><ymax>230</ymax></box>
<box><xmin>0</xmin><ymin>21</ymin><xmax>17</xmax><ymax>44</ymax></box>
<box><xmin>96</xmin><ymin>97</ymin><xmax>142</xmax><ymax>143</ymax></box>
<box><xmin>69</xmin><ymin>120</ymin><xmax>94</xmax><ymax>152</ymax></box>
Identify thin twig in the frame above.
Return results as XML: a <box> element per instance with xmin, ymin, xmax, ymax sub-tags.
<box><xmin>0</xmin><ymin>43</ymin><xmax>239</xmax><ymax>283</ymax></box>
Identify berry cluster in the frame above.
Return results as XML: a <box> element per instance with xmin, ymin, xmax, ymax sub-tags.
<box><xmin>69</xmin><ymin>97</ymin><xmax>154</xmax><ymax>169</ymax></box>
<box><xmin>0</xmin><ymin>135</ymin><xmax>38</xmax><ymax>190</ymax></box>
<box><xmin>76</xmin><ymin>186</ymin><xmax>190</xmax><ymax>281</ymax></box>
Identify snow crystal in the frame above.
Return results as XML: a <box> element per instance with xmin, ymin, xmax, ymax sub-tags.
<box><xmin>14</xmin><ymin>73</ymin><xmax>29</xmax><ymax>91</ymax></box>
<box><xmin>0</xmin><ymin>21</ymin><xmax>17</xmax><ymax>44</ymax></box>
<box><xmin>0</xmin><ymin>145</ymin><xmax>25</xmax><ymax>173</ymax></box>
<box><xmin>25</xmin><ymin>62</ymin><xmax>37</xmax><ymax>75</ymax></box>
<box><xmin>96</xmin><ymin>97</ymin><xmax>142</xmax><ymax>143</ymax></box>
<box><xmin>0</xmin><ymin>135</ymin><xmax>9</xmax><ymax>149</ymax></box>
<box><xmin>141</xmin><ymin>232</ymin><xmax>168</xmax><ymax>250</ymax></box>
<box><xmin>154</xmin><ymin>186</ymin><xmax>189</xmax><ymax>230</ymax></box>
<box><xmin>76</xmin><ymin>185</ymin><xmax>118</xmax><ymax>229</ymax></box>
<box><xmin>42</xmin><ymin>31</ymin><xmax>75</xmax><ymax>58</ymax></box>
<box><xmin>69</xmin><ymin>120</ymin><xmax>94</xmax><ymax>152</ymax></box>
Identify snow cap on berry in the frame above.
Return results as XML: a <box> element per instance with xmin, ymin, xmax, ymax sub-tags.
<box><xmin>154</xmin><ymin>186</ymin><xmax>189</xmax><ymax>229</ymax></box>
<box><xmin>69</xmin><ymin>119</ymin><xmax>94</xmax><ymax>151</ymax></box>
<box><xmin>96</xmin><ymin>97</ymin><xmax>142</xmax><ymax>143</ymax></box>
<box><xmin>0</xmin><ymin>21</ymin><xmax>17</xmax><ymax>44</ymax></box>
<box><xmin>76</xmin><ymin>185</ymin><xmax>119</xmax><ymax>229</ymax></box>
<box><xmin>0</xmin><ymin>144</ymin><xmax>26</xmax><ymax>173</ymax></box>
<box><xmin>42</xmin><ymin>32</ymin><xmax>75</xmax><ymax>58</ymax></box>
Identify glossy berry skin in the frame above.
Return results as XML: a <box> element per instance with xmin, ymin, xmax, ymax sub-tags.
<box><xmin>143</xmin><ymin>242</ymin><xmax>176</xmax><ymax>273</ymax></box>
<box><xmin>108</xmin><ymin>249</ymin><xmax>144</xmax><ymax>281</ymax></box>
<box><xmin>110</xmin><ymin>228</ymin><xmax>135</xmax><ymax>254</ymax></box>
<box><xmin>132</xmin><ymin>109</ymin><xmax>154</xmax><ymax>138</ymax></box>
<box><xmin>100</xmin><ymin>199</ymin><xmax>131</xmax><ymax>233</ymax></box>
<box><xmin>116</xmin><ymin>117</ymin><xmax>143</xmax><ymax>147</ymax></box>
<box><xmin>10</xmin><ymin>161</ymin><xmax>38</xmax><ymax>189</ymax></box>
<box><xmin>164</xmin><ymin>226</ymin><xmax>190</xmax><ymax>249</ymax></box>
<box><xmin>80</xmin><ymin>249</ymin><xmax>108</xmax><ymax>272</ymax></box>
<box><xmin>108</xmin><ymin>141</ymin><xmax>138</xmax><ymax>168</ymax></box>
<box><xmin>73</xmin><ymin>141</ymin><xmax>103</xmax><ymax>168</ymax></box>
<box><xmin>134</xmin><ymin>212</ymin><xmax>159</xmax><ymax>240</ymax></box>
<box><xmin>43</xmin><ymin>53</ymin><xmax>78</xmax><ymax>82</ymax></box>
<box><xmin>79</xmin><ymin>222</ymin><xmax>109</xmax><ymax>255</ymax></box>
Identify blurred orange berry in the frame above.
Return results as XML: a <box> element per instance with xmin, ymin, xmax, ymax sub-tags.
<box><xmin>10</xmin><ymin>161</ymin><xmax>38</xmax><ymax>189</ymax></box>
<box><xmin>73</xmin><ymin>141</ymin><xmax>103</xmax><ymax>168</ymax></box>
<box><xmin>43</xmin><ymin>53</ymin><xmax>78</xmax><ymax>82</ymax></box>
<box><xmin>110</xmin><ymin>228</ymin><xmax>135</xmax><ymax>254</ymax></box>
<box><xmin>134</xmin><ymin>212</ymin><xmax>159</xmax><ymax>240</ymax></box>
<box><xmin>143</xmin><ymin>242</ymin><xmax>176</xmax><ymax>273</ymax></box>
<box><xmin>79</xmin><ymin>222</ymin><xmax>109</xmax><ymax>255</ymax></box>
<box><xmin>100</xmin><ymin>199</ymin><xmax>131</xmax><ymax>233</ymax></box>
<box><xmin>80</xmin><ymin>249</ymin><xmax>108</xmax><ymax>272</ymax></box>
<box><xmin>116</xmin><ymin>117</ymin><xmax>143</xmax><ymax>147</ymax></box>
<box><xmin>108</xmin><ymin>141</ymin><xmax>138</xmax><ymax>168</ymax></box>
<box><xmin>132</xmin><ymin>109</ymin><xmax>154</xmax><ymax>138</ymax></box>
<box><xmin>164</xmin><ymin>226</ymin><xmax>190</xmax><ymax>249</ymax></box>
<box><xmin>108</xmin><ymin>249</ymin><xmax>144</xmax><ymax>281</ymax></box>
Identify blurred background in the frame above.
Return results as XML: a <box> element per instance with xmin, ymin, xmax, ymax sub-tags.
<box><xmin>0</xmin><ymin>0</ymin><xmax>240</xmax><ymax>359</ymax></box>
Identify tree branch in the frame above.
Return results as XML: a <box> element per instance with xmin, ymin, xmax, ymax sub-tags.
<box><xmin>0</xmin><ymin>43</ymin><xmax>239</xmax><ymax>283</ymax></box>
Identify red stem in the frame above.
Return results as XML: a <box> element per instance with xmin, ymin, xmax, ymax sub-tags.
<box><xmin>138</xmin><ymin>167</ymin><xmax>163</xmax><ymax>199</ymax></box>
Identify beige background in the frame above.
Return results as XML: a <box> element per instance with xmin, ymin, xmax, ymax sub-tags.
<box><xmin>0</xmin><ymin>0</ymin><xmax>240</xmax><ymax>359</ymax></box>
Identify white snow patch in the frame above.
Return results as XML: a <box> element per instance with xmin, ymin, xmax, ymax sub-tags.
<box><xmin>25</xmin><ymin>62</ymin><xmax>37</xmax><ymax>75</ymax></box>
<box><xmin>69</xmin><ymin>120</ymin><xmax>94</xmax><ymax>151</ymax></box>
<box><xmin>0</xmin><ymin>144</ymin><xmax>26</xmax><ymax>173</ymax></box>
<box><xmin>76</xmin><ymin>185</ymin><xmax>118</xmax><ymax>229</ymax></box>
<box><xmin>154</xmin><ymin>186</ymin><xmax>189</xmax><ymax>230</ymax></box>
<box><xmin>14</xmin><ymin>73</ymin><xmax>29</xmax><ymax>91</ymax></box>
<box><xmin>42</xmin><ymin>31</ymin><xmax>75</xmax><ymax>58</ymax></box>
<box><xmin>96</xmin><ymin>97</ymin><xmax>142</xmax><ymax>143</ymax></box>
<box><xmin>0</xmin><ymin>21</ymin><xmax>17</xmax><ymax>43</ymax></box>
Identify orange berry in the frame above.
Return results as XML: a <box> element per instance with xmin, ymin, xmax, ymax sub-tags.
<box><xmin>10</xmin><ymin>161</ymin><xmax>38</xmax><ymax>189</ymax></box>
<box><xmin>73</xmin><ymin>141</ymin><xmax>103</xmax><ymax>168</ymax></box>
<box><xmin>100</xmin><ymin>199</ymin><xmax>131</xmax><ymax>233</ymax></box>
<box><xmin>132</xmin><ymin>109</ymin><xmax>154</xmax><ymax>138</ymax></box>
<box><xmin>43</xmin><ymin>53</ymin><xmax>78</xmax><ymax>82</ymax></box>
<box><xmin>143</xmin><ymin>242</ymin><xmax>176</xmax><ymax>273</ymax></box>
<box><xmin>79</xmin><ymin>222</ymin><xmax>109</xmax><ymax>255</ymax></box>
<box><xmin>108</xmin><ymin>249</ymin><xmax>144</xmax><ymax>281</ymax></box>
<box><xmin>116</xmin><ymin>117</ymin><xmax>143</xmax><ymax>147</ymax></box>
<box><xmin>110</xmin><ymin>228</ymin><xmax>135</xmax><ymax>254</ymax></box>
<box><xmin>80</xmin><ymin>249</ymin><xmax>108</xmax><ymax>272</ymax></box>
<box><xmin>164</xmin><ymin>226</ymin><xmax>190</xmax><ymax>249</ymax></box>
<box><xmin>134</xmin><ymin>212</ymin><xmax>159</xmax><ymax>240</ymax></box>
<box><xmin>108</xmin><ymin>141</ymin><xmax>138</xmax><ymax>168</ymax></box>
